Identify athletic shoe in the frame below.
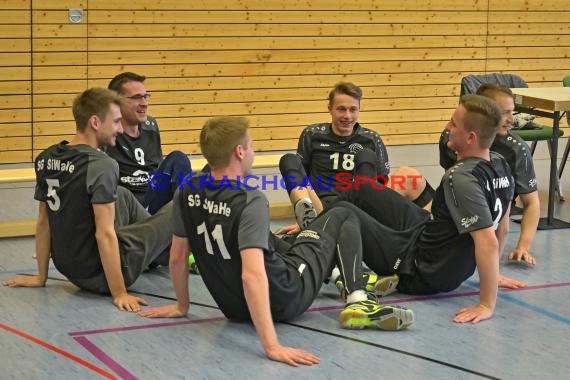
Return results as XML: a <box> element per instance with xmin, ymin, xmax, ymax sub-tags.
<box><xmin>188</xmin><ymin>252</ymin><xmax>200</xmax><ymax>275</ymax></box>
<box><xmin>363</xmin><ymin>272</ymin><xmax>379</xmax><ymax>292</ymax></box>
<box><xmin>339</xmin><ymin>300</ymin><xmax>414</xmax><ymax>331</ymax></box>
<box><xmin>335</xmin><ymin>272</ymin><xmax>379</xmax><ymax>300</ymax></box>
<box><xmin>374</xmin><ymin>274</ymin><xmax>399</xmax><ymax>297</ymax></box>
<box><xmin>294</xmin><ymin>198</ymin><xmax>317</xmax><ymax>229</ymax></box>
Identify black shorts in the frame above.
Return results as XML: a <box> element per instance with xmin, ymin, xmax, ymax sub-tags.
<box><xmin>274</xmin><ymin>206</ymin><xmax>360</xmax><ymax>318</ymax></box>
<box><xmin>274</xmin><ymin>226</ymin><xmax>336</xmax><ymax>318</ymax></box>
<box><xmin>332</xmin><ymin>185</ymin><xmax>431</xmax><ymax>277</ymax></box>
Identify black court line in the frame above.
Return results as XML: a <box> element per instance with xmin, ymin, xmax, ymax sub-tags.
<box><xmin>29</xmin><ymin>284</ymin><xmax>503</xmax><ymax>378</ymax></box>
<box><xmin>12</xmin><ymin>277</ymin><xmax>504</xmax><ymax>377</ymax></box>
<box><xmin>129</xmin><ymin>289</ymin><xmax>502</xmax><ymax>379</ymax></box>
<box><xmin>16</xmin><ymin>274</ymin><xmax>223</xmax><ymax>311</ymax></box>
<box><xmin>19</xmin><ymin>273</ymin><xmax>67</xmax><ymax>282</ymax></box>
<box><xmin>129</xmin><ymin>289</ymin><xmax>219</xmax><ymax>310</ymax></box>
<box><xmin>19</xmin><ymin>280</ymin><xmax>502</xmax><ymax>379</ymax></box>
<box><xmin>285</xmin><ymin>321</ymin><xmax>502</xmax><ymax>380</ymax></box>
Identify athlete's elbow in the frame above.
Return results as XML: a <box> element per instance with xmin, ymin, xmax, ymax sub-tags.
<box><xmin>241</xmin><ymin>270</ymin><xmax>265</xmax><ymax>290</ymax></box>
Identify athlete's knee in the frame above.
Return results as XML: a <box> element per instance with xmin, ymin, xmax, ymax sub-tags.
<box><xmin>279</xmin><ymin>153</ymin><xmax>303</xmax><ymax>175</ymax></box>
<box><xmin>165</xmin><ymin>150</ymin><xmax>190</xmax><ymax>164</ymax></box>
<box><xmin>162</xmin><ymin>151</ymin><xmax>192</xmax><ymax>173</ymax></box>
<box><xmin>355</xmin><ymin>149</ymin><xmax>377</xmax><ymax>165</ymax></box>
<box><xmin>391</xmin><ymin>166</ymin><xmax>425</xmax><ymax>194</ymax></box>
<box><xmin>329</xmin><ymin>201</ymin><xmax>360</xmax><ymax>225</ymax></box>
<box><xmin>279</xmin><ymin>153</ymin><xmax>306</xmax><ymax>193</ymax></box>
<box><xmin>354</xmin><ymin>149</ymin><xmax>378</xmax><ymax>178</ymax></box>
<box><xmin>393</xmin><ymin>166</ymin><xmax>435</xmax><ymax>207</ymax></box>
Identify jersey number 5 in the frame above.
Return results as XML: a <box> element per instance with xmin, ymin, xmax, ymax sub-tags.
<box><xmin>197</xmin><ymin>222</ymin><xmax>231</xmax><ymax>259</ymax></box>
<box><xmin>46</xmin><ymin>178</ymin><xmax>61</xmax><ymax>211</ymax></box>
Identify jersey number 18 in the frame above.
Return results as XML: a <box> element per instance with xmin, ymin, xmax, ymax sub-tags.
<box><xmin>330</xmin><ymin>152</ymin><xmax>355</xmax><ymax>170</ymax></box>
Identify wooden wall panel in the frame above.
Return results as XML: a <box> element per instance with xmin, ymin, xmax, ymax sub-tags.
<box><xmin>0</xmin><ymin>1</ymin><xmax>31</xmax><ymax>163</ymax></box>
<box><xmin>84</xmin><ymin>11</ymin><xmax>487</xmax><ymax>24</ymax></box>
<box><xmin>89</xmin><ymin>0</ymin><xmax>485</xmax><ymax>11</ymax></box>
<box><xmin>85</xmin><ymin>37</ymin><xmax>486</xmax><ymax>51</ymax></box>
<box><xmin>88</xmin><ymin>23</ymin><xmax>488</xmax><ymax>38</ymax></box>
<box><xmin>0</xmin><ymin>1</ymin><xmax>569</xmax><ymax>164</ymax></box>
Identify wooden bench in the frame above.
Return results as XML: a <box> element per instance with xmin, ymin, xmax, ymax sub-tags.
<box><xmin>0</xmin><ymin>153</ymin><xmax>294</xmax><ymax>238</ymax></box>
<box><xmin>0</xmin><ymin>154</ymin><xmax>285</xmax><ymax>183</ymax></box>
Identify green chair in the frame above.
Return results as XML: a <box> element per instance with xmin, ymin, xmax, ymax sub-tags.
<box><xmin>461</xmin><ymin>73</ymin><xmax>563</xmax><ymax>154</ymax></box>
<box><xmin>461</xmin><ymin>73</ymin><xmax>564</xmax><ymax>198</ymax></box>
<box><xmin>557</xmin><ymin>75</ymin><xmax>570</xmax><ymax>179</ymax></box>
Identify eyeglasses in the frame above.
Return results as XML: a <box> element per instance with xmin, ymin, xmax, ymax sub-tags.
<box><xmin>126</xmin><ymin>93</ymin><xmax>151</xmax><ymax>101</ymax></box>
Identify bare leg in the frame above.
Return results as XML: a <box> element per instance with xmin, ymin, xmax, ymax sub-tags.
<box><xmin>391</xmin><ymin>166</ymin><xmax>432</xmax><ymax>211</ymax></box>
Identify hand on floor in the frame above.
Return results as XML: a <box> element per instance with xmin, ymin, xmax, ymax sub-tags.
<box><xmin>113</xmin><ymin>293</ymin><xmax>148</xmax><ymax>312</ymax></box>
<box><xmin>266</xmin><ymin>345</ymin><xmax>320</xmax><ymax>367</ymax></box>
<box><xmin>508</xmin><ymin>247</ymin><xmax>536</xmax><ymax>265</ymax></box>
<box><xmin>498</xmin><ymin>275</ymin><xmax>526</xmax><ymax>289</ymax></box>
<box><xmin>138</xmin><ymin>303</ymin><xmax>187</xmax><ymax>318</ymax></box>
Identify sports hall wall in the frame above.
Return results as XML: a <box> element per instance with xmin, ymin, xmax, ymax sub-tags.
<box><xmin>1</xmin><ymin>0</ymin><xmax>569</xmax><ymax>164</ymax></box>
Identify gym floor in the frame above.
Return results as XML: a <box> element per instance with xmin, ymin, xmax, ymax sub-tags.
<box><xmin>1</xmin><ymin>144</ymin><xmax>569</xmax><ymax>379</ymax></box>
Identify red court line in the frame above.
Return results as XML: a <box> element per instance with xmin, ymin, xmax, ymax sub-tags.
<box><xmin>74</xmin><ymin>336</ymin><xmax>137</xmax><ymax>380</ymax></box>
<box><xmin>0</xmin><ymin>323</ymin><xmax>117</xmax><ymax>379</ymax></box>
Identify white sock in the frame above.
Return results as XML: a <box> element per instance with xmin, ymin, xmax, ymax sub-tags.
<box><xmin>346</xmin><ymin>289</ymin><xmax>367</xmax><ymax>304</ymax></box>
<box><xmin>329</xmin><ymin>267</ymin><xmax>341</xmax><ymax>283</ymax></box>
<box><xmin>295</xmin><ymin>197</ymin><xmax>312</xmax><ymax>208</ymax></box>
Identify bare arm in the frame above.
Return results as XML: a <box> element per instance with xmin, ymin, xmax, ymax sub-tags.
<box><xmin>453</xmin><ymin>227</ymin><xmax>499</xmax><ymax>324</ymax></box>
<box><xmin>509</xmin><ymin>191</ymin><xmax>539</xmax><ymax>265</ymax></box>
<box><xmin>495</xmin><ymin>204</ymin><xmax>510</xmax><ymax>257</ymax></box>
<box><xmin>241</xmin><ymin>247</ymin><xmax>319</xmax><ymax>367</ymax></box>
<box><xmin>495</xmin><ymin>210</ymin><xmax>527</xmax><ymax>289</ymax></box>
<box><xmin>93</xmin><ymin>202</ymin><xmax>147</xmax><ymax>311</ymax></box>
<box><xmin>3</xmin><ymin>202</ymin><xmax>51</xmax><ymax>288</ymax></box>
<box><xmin>139</xmin><ymin>235</ymin><xmax>191</xmax><ymax>318</ymax></box>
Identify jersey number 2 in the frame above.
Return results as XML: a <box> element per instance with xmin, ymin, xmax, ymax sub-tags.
<box><xmin>492</xmin><ymin>198</ymin><xmax>503</xmax><ymax>230</ymax></box>
<box><xmin>197</xmin><ymin>222</ymin><xmax>231</xmax><ymax>259</ymax></box>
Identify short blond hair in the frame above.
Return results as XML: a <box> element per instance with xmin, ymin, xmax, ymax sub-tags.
<box><xmin>72</xmin><ymin>88</ymin><xmax>123</xmax><ymax>132</ymax></box>
<box><xmin>200</xmin><ymin>116</ymin><xmax>249</xmax><ymax>169</ymax></box>
<box><xmin>459</xmin><ymin>94</ymin><xmax>502</xmax><ymax>149</ymax></box>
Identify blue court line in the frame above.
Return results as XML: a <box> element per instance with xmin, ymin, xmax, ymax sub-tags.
<box><xmin>464</xmin><ymin>280</ymin><xmax>570</xmax><ymax>325</ymax></box>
